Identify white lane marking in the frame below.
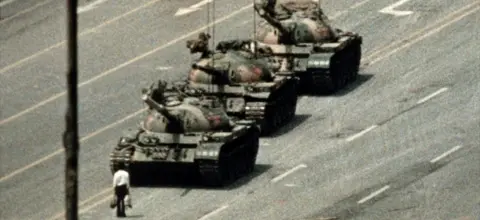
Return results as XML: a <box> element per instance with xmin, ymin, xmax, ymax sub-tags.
<box><xmin>350</xmin><ymin>0</ymin><xmax>372</xmax><ymax>9</ymax></box>
<box><xmin>357</xmin><ymin>185</ymin><xmax>390</xmax><ymax>204</ymax></box>
<box><xmin>326</xmin><ymin>0</ymin><xmax>372</xmax><ymax>19</ymax></box>
<box><xmin>366</xmin><ymin>2</ymin><xmax>480</xmax><ymax>64</ymax></box>
<box><xmin>379</xmin><ymin>0</ymin><xmax>414</xmax><ymax>16</ymax></box>
<box><xmin>271</xmin><ymin>164</ymin><xmax>307</xmax><ymax>183</ymax></box>
<box><xmin>284</xmin><ymin>183</ymin><xmax>297</xmax><ymax>187</ymax></box>
<box><xmin>345</xmin><ymin>125</ymin><xmax>378</xmax><ymax>142</ymax></box>
<box><xmin>0</xmin><ymin>0</ymin><xmax>16</xmax><ymax>7</ymax></box>
<box><xmin>241</xmin><ymin>19</ymin><xmax>252</xmax><ymax>25</ymax></box>
<box><xmin>0</xmin><ymin>4</ymin><xmax>253</xmax><ymax>126</ymax></box>
<box><xmin>329</xmin><ymin>148</ymin><xmax>416</xmax><ymax>187</ymax></box>
<box><xmin>77</xmin><ymin>0</ymin><xmax>108</xmax><ymax>14</ymax></box>
<box><xmin>0</xmin><ymin>107</ymin><xmax>147</xmax><ymax>183</ymax></box>
<box><xmin>175</xmin><ymin>0</ymin><xmax>213</xmax><ymax>16</ymax></box>
<box><xmin>260</xmin><ymin>140</ymin><xmax>270</xmax><ymax>146</ymax></box>
<box><xmin>416</xmin><ymin>87</ymin><xmax>449</xmax><ymax>105</ymax></box>
<box><xmin>0</xmin><ymin>0</ymin><xmax>166</xmax><ymax>74</ymax></box>
<box><xmin>156</xmin><ymin>66</ymin><xmax>172</xmax><ymax>70</ymax></box>
<box><xmin>430</xmin><ymin>145</ymin><xmax>463</xmax><ymax>163</ymax></box>
<box><xmin>77</xmin><ymin>196</ymin><xmax>112</xmax><ymax>216</ymax></box>
<box><xmin>48</xmin><ymin>188</ymin><xmax>112</xmax><ymax>220</ymax></box>
<box><xmin>0</xmin><ymin>0</ymin><xmax>53</xmax><ymax>24</ymax></box>
<box><xmin>198</xmin><ymin>205</ymin><xmax>229</xmax><ymax>220</ymax></box>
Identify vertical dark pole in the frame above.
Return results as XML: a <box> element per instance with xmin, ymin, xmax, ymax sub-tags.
<box><xmin>253</xmin><ymin>0</ymin><xmax>257</xmax><ymax>59</ymax></box>
<box><xmin>63</xmin><ymin>0</ymin><xmax>79</xmax><ymax>220</ymax></box>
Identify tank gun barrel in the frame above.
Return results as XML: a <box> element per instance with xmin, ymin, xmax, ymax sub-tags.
<box><xmin>191</xmin><ymin>63</ymin><xmax>229</xmax><ymax>81</ymax></box>
<box><xmin>141</xmin><ymin>93</ymin><xmax>179</xmax><ymax>126</ymax></box>
<box><xmin>216</xmin><ymin>39</ymin><xmax>252</xmax><ymax>52</ymax></box>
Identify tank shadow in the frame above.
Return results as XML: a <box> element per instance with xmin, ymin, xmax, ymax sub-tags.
<box><xmin>332</xmin><ymin>73</ymin><xmax>374</xmax><ymax>97</ymax></box>
<box><xmin>269</xmin><ymin>114</ymin><xmax>312</xmax><ymax>138</ymax></box>
<box><xmin>131</xmin><ymin>164</ymin><xmax>272</xmax><ymax>191</ymax></box>
<box><xmin>302</xmin><ymin>157</ymin><xmax>458</xmax><ymax>220</ymax></box>
<box><xmin>123</xmin><ymin>214</ymin><xmax>144</xmax><ymax>218</ymax></box>
<box><xmin>298</xmin><ymin>73</ymin><xmax>373</xmax><ymax>97</ymax></box>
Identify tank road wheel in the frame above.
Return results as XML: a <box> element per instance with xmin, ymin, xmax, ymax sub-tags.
<box><xmin>245</xmin><ymin>135</ymin><xmax>259</xmax><ymax>173</ymax></box>
<box><xmin>332</xmin><ymin>53</ymin><xmax>348</xmax><ymax>92</ymax></box>
<box><xmin>198</xmin><ymin>127</ymin><xmax>261</xmax><ymax>187</ymax></box>
<box><xmin>235</xmin><ymin>146</ymin><xmax>249</xmax><ymax>177</ymax></box>
<box><xmin>280</xmin><ymin>107</ymin><xmax>288</xmax><ymax>124</ymax></box>
<box><xmin>287</xmin><ymin>86</ymin><xmax>298</xmax><ymax>121</ymax></box>
<box><xmin>316</xmin><ymin>75</ymin><xmax>335</xmax><ymax>94</ymax></box>
<box><xmin>197</xmin><ymin>157</ymin><xmax>231</xmax><ymax>187</ymax></box>
<box><xmin>349</xmin><ymin>41</ymin><xmax>362</xmax><ymax>82</ymax></box>
<box><xmin>274</xmin><ymin>107</ymin><xmax>283</xmax><ymax>127</ymax></box>
<box><xmin>260</xmin><ymin>79</ymin><xmax>298</xmax><ymax>135</ymax></box>
<box><xmin>277</xmin><ymin>81</ymin><xmax>298</xmax><ymax>127</ymax></box>
<box><xmin>309</xmin><ymin>71</ymin><xmax>340</xmax><ymax>94</ymax></box>
<box><xmin>260</xmin><ymin>102</ymin><xmax>277</xmax><ymax>136</ymax></box>
<box><xmin>232</xmin><ymin>128</ymin><xmax>259</xmax><ymax>177</ymax></box>
<box><xmin>219</xmin><ymin>153</ymin><xmax>235</xmax><ymax>185</ymax></box>
<box><xmin>199</xmin><ymin>142</ymin><xmax>243</xmax><ymax>187</ymax></box>
<box><xmin>280</xmin><ymin>83</ymin><xmax>296</xmax><ymax>125</ymax></box>
<box><xmin>109</xmin><ymin>148</ymin><xmax>132</xmax><ymax>174</ymax></box>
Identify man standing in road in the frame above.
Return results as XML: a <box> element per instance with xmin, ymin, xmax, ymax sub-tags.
<box><xmin>111</xmin><ymin>163</ymin><xmax>132</xmax><ymax>217</ymax></box>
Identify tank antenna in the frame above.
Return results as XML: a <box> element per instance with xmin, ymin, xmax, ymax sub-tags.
<box><xmin>253</xmin><ymin>0</ymin><xmax>257</xmax><ymax>59</ymax></box>
<box><xmin>205</xmin><ymin>0</ymin><xmax>212</xmax><ymax>92</ymax></box>
<box><xmin>211</xmin><ymin>0</ymin><xmax>215</xmax><ymax>68</ymax></box>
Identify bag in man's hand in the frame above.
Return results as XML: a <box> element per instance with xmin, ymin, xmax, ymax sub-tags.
<box><xmin>125</xmin><ymin>195</ymin><xmax>132</xmax><ymax>208</ymax></box>
<box><xmin>109</xmin><ymin>195</ymin><xmax>117</xmax><ymax>209</ymax></box>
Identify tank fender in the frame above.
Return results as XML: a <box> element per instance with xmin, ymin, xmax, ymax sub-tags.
<box><xmin>245</xmin><ymin>101</ymin><xmax>267</xmax><ymax>112</ymax></box>
<box><xmin>306</xmin><ymin>52</ymin><xmax>334</xmax><ymax>71</ymax></box>
<box><xmin>194</xmin><ymin>142</ymin><xmax>223</xmax><ymax>160</ymax></box>
<box><xmin>246</xmin><ymin>92</ymin><xmax>271</xmax><ymax>100</ymax></box>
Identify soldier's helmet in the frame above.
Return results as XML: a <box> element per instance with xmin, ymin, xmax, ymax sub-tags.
<box><xmin>255</xmin><ymin>0</ymin><xmax>276</xmax><ymax>9</ymax></box>
<box><xmin>266</xmin><ymin>0</ymin><xmax>276</xmax><ymax>8</ymax></box>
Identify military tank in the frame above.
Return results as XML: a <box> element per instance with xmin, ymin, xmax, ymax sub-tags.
<box><xmin>184</xmin><ymin>33</ymin><xmax>299</xmax><ymax>135</ymax></box>
<box><xmin>109</xmin><ymin>82</ymin><xmax>260</xmax><ymax>187</ymax></box>
<box><xmin>253</xmin><ymin>0</ymin><xmax>363</xmax><ymax>94</ymax></box>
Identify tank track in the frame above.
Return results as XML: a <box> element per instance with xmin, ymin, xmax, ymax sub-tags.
<box><xmin>258</xmin><ymin>79</ymin><xmax>298</xmax><ymax>135</ymax></box>
<box><xmin>109</xmin><ymin>146</ymin><xmax>133</xmax><ymax>174</ymax></box>
<box><xmin>196</xmin><ymin>128</ymin><xmax>260</xmax><ymax>187</ymax></box>
<box><xmin>310</xmin><ymin>37</ymin><xmax>362</xmax><ymax>94</ymax></box>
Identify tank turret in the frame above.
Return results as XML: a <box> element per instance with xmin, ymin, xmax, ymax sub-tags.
<box><xmin>191</xmin><ymin>63</ymin><xmax>231</xmax><ymax>85</ymax></box>
<box><xmin>140</xmin><ymin>82</ymin><xmax>232</xmax><ymax>133</ymax></box>
<box><xmin>141</xmin><ymin>92</ymin><xmax>184</xmax><ymax>133</ymax></box>
<box><xmin>187</xmin><ymin>42</ymin><xmax>276</xmax><ymax>85</ymax></box>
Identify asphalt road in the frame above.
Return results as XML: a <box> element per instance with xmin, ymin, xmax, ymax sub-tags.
<box><xmin>0</xmin><ymin>0</ymin><xmax>479</xmax><ymax>219</ymax></box>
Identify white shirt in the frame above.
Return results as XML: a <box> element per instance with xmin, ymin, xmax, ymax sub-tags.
<box><xmin>113</xmin><ymin>170</ymin><xmax>130</xmax><ymax>187</ymax></box>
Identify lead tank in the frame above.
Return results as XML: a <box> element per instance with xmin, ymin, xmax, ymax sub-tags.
<box><xmin>184</xmin><ymin>33</ymin><xmax>299</xmax><ymax>135</ymax></box>
<box><xmin>109</xmin><ymin>82</ymin><xmax>260</xmax><ymax>187</ymax></box>
<box><xmin>253</xmin><ymin>0</ymin><xmax>363</xmax><ymax>94</ymax></box>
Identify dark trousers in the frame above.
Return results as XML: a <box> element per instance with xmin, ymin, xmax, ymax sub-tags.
<box><xmin>114</xmin><ymin>185</ymin><xmax>129</xmax><ymax>217</ymax></box>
